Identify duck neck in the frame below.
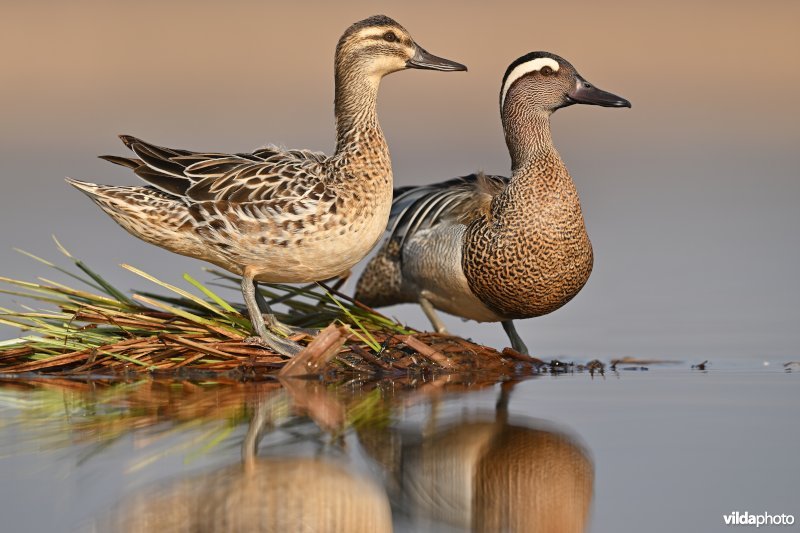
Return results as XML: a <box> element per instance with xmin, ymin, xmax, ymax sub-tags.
<box><xmin>333</xmin><ymin>68</ymin><xmax>389</xmax><ymax>166</ymax></box>
<box><xmin>503</xmin><ymin>110</ymin><xmax>558</xmax><ymax>173</ymax></box>
<box><xmin>498</xmin><ymin>107</ymin><xmax>578</xmax><ymax>215</ymax></box>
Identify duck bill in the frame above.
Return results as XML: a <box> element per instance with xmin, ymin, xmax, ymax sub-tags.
<box><xmin>406</xmin><ymin>44</ymin><xmax>467</xmax><ymax>72</ymax></box>
<box><xmin>566</xmin><ymin>75</ymin><xmax>631</xmax><ymax>108</ymax></box>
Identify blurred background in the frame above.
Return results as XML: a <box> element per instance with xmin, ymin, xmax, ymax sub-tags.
<box><xmin>1</xmin><ymin>0</ymin><xmax>797</xmax><ymax>360</ymax></box>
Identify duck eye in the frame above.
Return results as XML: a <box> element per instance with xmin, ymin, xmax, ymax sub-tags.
<box><xmin>383</xmin><ymin>31</ymin><xmax>398</xmax><ymax>43</ymax></box>
<box><xmin>541</xmin><ymin>66</ymin><xmax>553</xmax><ymax>76</ymax></box>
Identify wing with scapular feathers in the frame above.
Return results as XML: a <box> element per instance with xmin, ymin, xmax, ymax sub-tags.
<box><xmin>387</xmin><ymin>172</ymin><xmax>507</xmax><ymax>250</ymax></box>
<box><xmin>354</xmin><ymin>172</ymin><xmax>508</xmax><ymax>307</ymax></box>
<box><xmin>101</xmin><ymin>135</ymin><xmax>330</xmax><ymax>205</ymax></box>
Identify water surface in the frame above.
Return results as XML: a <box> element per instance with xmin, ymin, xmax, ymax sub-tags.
<box><xmin>0</xmin><ymin>358</ymin><xmax>796</xmax><ymax>532</ymax></box>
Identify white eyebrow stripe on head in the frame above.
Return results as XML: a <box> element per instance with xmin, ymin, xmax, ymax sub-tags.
<box><xmin>500</xmin><ymin>58</ymin><xmax>561</xmax><ymax>106</ymax></box>
<box><xmin>357</xmin><ymin>28</ymin><xmax>396</xmax><ymax>39</ymax></box>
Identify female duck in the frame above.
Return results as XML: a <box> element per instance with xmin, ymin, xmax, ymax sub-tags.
<box><xmin>67</xmin><ymin>15</ymin><xmax>466</xmax><ymax>356</ymax></box>
<box><xmin>355</xmin><ymin>52</ymin><xmax>629</xmax><ymax>354</ymax></box>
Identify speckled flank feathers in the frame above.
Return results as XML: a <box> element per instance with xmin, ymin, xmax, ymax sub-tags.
<box><xmin>356</xmin><ymin>52</ymin><xmax>630</xmax><ymax>353</ymax></box>
<box><xmin>72</xmin><ymin>134</ymin><xmax>393</xmax><ymax>284</ymax></box>
<box><xmin>66</xmin><ymin>15</ymin><xmax>466</xmax><ymax>356</ymax></box>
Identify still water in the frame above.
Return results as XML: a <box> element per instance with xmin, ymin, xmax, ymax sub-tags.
<box><xmin>0</xmin><ymin>358</ymin><xmax>797</xmax><ymax>532</ymax></box>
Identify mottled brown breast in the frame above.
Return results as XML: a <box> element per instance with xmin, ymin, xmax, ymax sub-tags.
<box><xmin>462</xmin><ymin>157</ymin><xmax>593</xmax><ymax>319</ymax></box>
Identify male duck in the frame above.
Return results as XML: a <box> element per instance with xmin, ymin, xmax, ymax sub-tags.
<box><xmin>67</xmin><ymin>15</ymin><xmax>466</xmax><ymax>356</ymax></box>
<box><xmin>355</xmin><ymin>52</ymin><xmax>629</xmax><ymax>354</ymax></box>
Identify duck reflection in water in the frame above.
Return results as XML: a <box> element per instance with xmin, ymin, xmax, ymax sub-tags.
<box><xmin>106</xmin><ymin>457</ymin><xmax>392</xmax><ymax>533</ymax></box>
<box><xmin>101</xmin><ymin>380</ymin><xmax>593</xmax><ymax>532</ymax></box>
<box><xmin>358</xmin><ymin>382</ymin><xmax>595</xmax><ymax>532</ymax></box>
<box><xmin>101</xmin><ymin>382</ymin><xmax>393</xmax><ymax>533</ymax></box>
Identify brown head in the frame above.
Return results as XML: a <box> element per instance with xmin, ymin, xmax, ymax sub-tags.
<box><xmin>500</xmin><ymin>51</ymin><xmax>630</xmax><ymax>116</ymax></box>
<box><xmin>335</xmin><ymin>15</ymin><xmax>467</xmax><ymax>82</ymax></box>
<box><xmin>333</xmin><ymin>15</ymin><xmax>466</xmax><ymax>149</ymax></box>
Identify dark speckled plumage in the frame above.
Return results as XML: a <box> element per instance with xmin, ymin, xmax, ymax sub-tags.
<box><xmin>356</xmin><ymin>52</ymin><xmax>630</xmax><ymax>353</ymax></box>
<box><xmin>462</xmin><ymin>152</ymin><xmax>594</xmax><ymax>319</ymax></box>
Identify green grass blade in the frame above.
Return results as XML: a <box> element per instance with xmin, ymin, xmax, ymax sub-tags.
<box><xmin>75</xmin><ymin>262</ymin><xmax>135</xmax><ymax>306</ymax></box>
<box><xmin>36</xmin><ymin>277</ymin><xmax>129</xmax><ymax>308</ymax></box>
<box><xmin>14</xmin><ymin>248</ymin><xmax>106</xmax><ymax>293</ymax></box>
<box><xmin>182</xmin><ymin>273</ymin><xmax>238</xmax><ymax>314</ymax></box>
<box><xmin>97</xmin><ymin>349</ymin><xmax>156</xmax><ymax>369</ymax></box>
<box><xmin>336</xmin><ymin>321</ymin><xmax>379</xmax><ymax>351</ymax></box>
<box><xmin>0</xmin><ymin>287</ymin><xmax>75</xmax><ymax>308</ymax></box>
<box><xmin>122</xmin><ymin>265</ymin><xmax>227</xmax><ymax>317</ymax></box>
<box><xmin>18</xmin><ymin>335</ymin><xmax>89</xmax><ymax>351</ymax></box>
<box><xmin>132</xmin><ymin>294</ymin><xmax>242</xmax><ymax>336</ymax></box>
<box><xmin>52</xmin><ymin>236</ymin><xmax>135</xmax><ymax>305</ymax></box>
<box><xmin>326</xmin><ymin>293</ymin><xmax>380</xmax><ymax>350</ymax></box>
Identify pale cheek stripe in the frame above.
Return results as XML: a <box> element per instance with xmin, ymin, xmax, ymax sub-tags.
<box><xmin>500</xmin><ymin>58</ymin><xmax>561</xmax><ymax>107</ymax></box>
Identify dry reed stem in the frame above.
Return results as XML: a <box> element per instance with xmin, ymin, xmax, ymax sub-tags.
<box><xmin>279</xmin><ymin>323</ymin><xmax>350</xmax><ymax>377</ymax></box>
<box><xmin>398</xmin><ymin>335</ymin><xmax>457</xmax><ymax>370</ymax></box>
<box><xmin>159</xmin><ymin>334</ymin><xmax>240</xmax><ymax>361</ymax></box>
